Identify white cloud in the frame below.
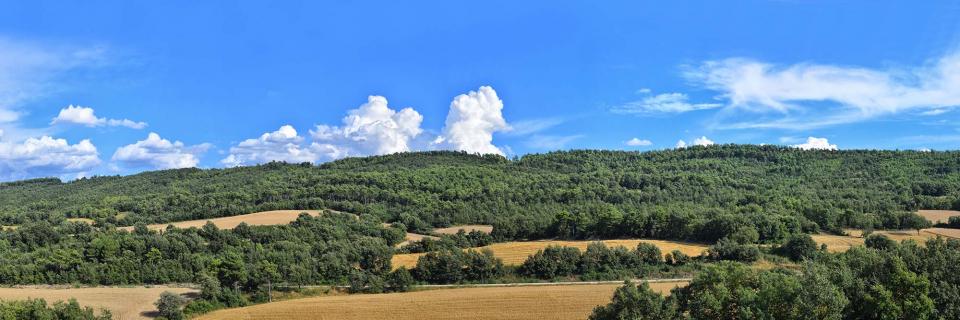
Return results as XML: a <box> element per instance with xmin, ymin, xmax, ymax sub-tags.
<box><xmin>310</xmin><ymin>95</ymin><xmax>423</xmax><ymax>159</ymax></box>
<box><xmin>791</xmin><ymin>137</ymin><xmax>838</xmax><ymax>150</ymax></box>
<box><xmin>221</xmin><ymin>125</ymin><xmax>320</xmax><ymax>167</ymax></box>
<box><xmin>0</xmin><ymin>135</ymin><xmax>100</xmax><ymax>180</ymax></box>
<box><xmin>675</xmin><ymin>140</ymin><xmax>688</xmax><ymax>148</ymax></box>
<box><xmin>921</xmin><ymin>109</ymin><xmax>949</xmax><ymax>116</ymax></box>
<box><xmin>693</xmin><ymin>136</ymin><xmax>715</xmax><ymax>146</ymax></box>
<box><xmin>613</xmin><ymin>92</ymin><xmax>722</xmax><ymax>114</ymax></box>
<box><xmin>51</xmin><ymin>105</ymin><xmax>147</xmax><ymax>129</ymax></box>
<box><xmin>625</xmin><ymin>138</ymin><xmax>652</xmax><ymax>146</ymax></box>
<box><xmin>687</xmin><ymin>52</ymin><xmax>960</xmax><ymax>129</ymax></box>
<box><xmin>112</xmin><ymin>133</ymin><xmax>209</xmax><ymax>169</ymax></box>
<box><xmin>918</xmin><ymin>148</ymin><xmax>932</xmax><ymax>152</ymax></box>
<box><xmin>434</xmin><ymin>86</ymin><xmax>509</xmax><ymax>155</ymax></box>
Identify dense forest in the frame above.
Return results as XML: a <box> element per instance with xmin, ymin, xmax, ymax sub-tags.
<box><xmin>591</xmin><ymin>236</ymin><xmax>960</xmax><ymax>320</ymax></box>
<box><xmin>1</xmin><ymin>146</ymin><xmax>958</xmax><ymax>244</ymax></box>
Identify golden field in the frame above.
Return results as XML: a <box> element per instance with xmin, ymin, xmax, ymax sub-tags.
<box><xmin>0</xmin><ymin>286</ymin><xmax>197</xmax><ymax>320</ymax></box>
<box><xmin>196</xmin><ymin>281</ymin><xmax>687</xmax><ymax>320</ymax></box>
<box><xmin>392</xmin><ymin>239</ymin><xmax>709</xmax><ymax>269</ymax></box>
<box><xmin>813</xmin><ymin>228</ymin><xmax>960</xmax><ymax>253</ymax></box>
<box><xmin>432</xmin><ymin>225</ymin><xmax>494</xmax><ymax>235</ymax></box>
<box><xmin>917</xmin><ymin>210</ymin><xmax>960</xmax><ymax>224</ymax></box>
<box><xmin>117</xmin><ymin>210</ymin><xmax>324</xmax><ymax>232</ymax></box>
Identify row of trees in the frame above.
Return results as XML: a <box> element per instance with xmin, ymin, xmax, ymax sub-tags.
<box><xmin>0</xmin><ymin>299</ymin><xmax>110</xmax><ymax>320</ymax></box>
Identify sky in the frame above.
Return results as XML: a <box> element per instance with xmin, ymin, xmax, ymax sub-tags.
<box><xmin>0</xmin><ymin>1</ymin><xmax>959</xmax><ymax>181</ymax></box>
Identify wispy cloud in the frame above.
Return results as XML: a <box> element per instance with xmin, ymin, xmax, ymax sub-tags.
<box><xmin>524</xmin><ymin>134</ymin><xmax>583</xmax><ymax>150</ymax></box>
<box><xmin>612</xmin><ymin>92</ymin><xmax>721</xmax><ymax>114</ymax></box>
<box><xmin>685</xmin><ymin>51</ymin><xmax>960</xmax><ymax>130</ymax></box>
<box><xmin>505</xmin><ymin>117</ymin><xmax>564</xmax><ymax>136</ymax></box>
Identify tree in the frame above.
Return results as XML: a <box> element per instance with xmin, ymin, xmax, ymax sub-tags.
<box><xmin>589</xmin><ymin>281</ymin><xmax>674</xmax><ymax>320</ymax></box>
<box><xmin>155</xmin><ymin>291</ymin><xmax>187</xmax><ymax>320</ymax></box>
<box><xmin>781</xmin><ymin>234</ymin><xmax>818</xmax><ymax>261</ymax></box>
<box><xmin>635</xmin><ymin>243</ymin><xmax>662</xmax><ymax>264</ymax></box>
<box><xmin>386</xmin><ymin>267</ymin><xmax>415</xmax><ymax>292</ymax></box>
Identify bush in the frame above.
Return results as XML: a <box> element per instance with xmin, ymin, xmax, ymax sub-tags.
<box><xmin>635</xmin><ymin>243</ymin><xmax>662</xmax><ymax>264</ymax></box>
<box><xmin>520</xmin><ymin>246</ymin><xmax>581</xmax><ymax>279</ymax></box>
<box><xmin>781</xmin><ymin>234</ymin><xmax>818</xmax><ymax>261</ymax></box>
<box><xmin>588</xmin><ymin>281</ymin><xmax>673</xmax><ymax>320</ymax></box>
<box><xmin>865</xmin><ymin>234</ymin><xmax>897</xmax><ymax>250</ymax></box>
<box><xmin>707</xmin><ymin>238</ymin><xmax>760</xmax><ymax>262</ymax></box>
<box><xmin>665</xmin><ymin>250</ymin><xmax>690</xmax><ymax>266</ymax></box>
<box><xmin>0</xmin><ymin>298</ymin><xmax>111</xmax><ymax>320</ymax></box>
<box><xmin>386</xmin><ymin>267</ymin><xmax>415</xmax><ymax>292</ymax></box>
<box><xmin>155</xmin><ymin>291</ymin><xmax>187</xmax><ymax>320</ymax></box>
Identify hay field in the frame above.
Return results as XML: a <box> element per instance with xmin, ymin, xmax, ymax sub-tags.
<box><xmin>392</xmin><ymin>239</ymin><xmax>709</xmax><ymax>269</ymax></box>
<box><xmin>813</xmin><ymin>228</ymin><xmax>960</xmax><ymax>252</ymax></box>
<box><xmin>118</xmin><ymin>210</ymin><xmax>324</xmax><ymax>231</ymax></box>
<box><xmin>918</xmin><ymin>210</ymin><xmax>960</xmax><ymax>224</ymax></box>
<box><xmin>433</xmin><ymin>225</ymin><xmax>494</xmax><ymax>235</ymax></box>
<box><xmin>197</xmin><ymin>281</ymin><xmax>687</xmax><ymax>320</ymax></box>
<box><xmin>0</xmin><ymin>286</ymin><xmax>197</xmax><ymax>320</ymax></box>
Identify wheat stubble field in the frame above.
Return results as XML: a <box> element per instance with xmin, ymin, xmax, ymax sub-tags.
<box><xmin>392</xmin><ymin>239</ymin><xmax>709</xmax><ymax>269</ymax></box>
<box><xmin>117</xmin><ymin>210</ymin><xmax>324</xmax><ymax>231</ymax></box>
<box><xmin>0</xmin><ymin>286</ymin><xmax>197</xmax><ymax>320</ymax></box>
<box><xmin>917</xmin><ymin>209</ymin><xmax>960</xmax><ymax>224</ymax></box>
<box><xmin>196</xmin><ymin>281</ymin><xmax>687</xmax><ymax>320</ymax></box>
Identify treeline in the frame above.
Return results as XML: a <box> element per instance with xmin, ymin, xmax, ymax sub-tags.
<box><xmin>0</xmin><ymin>212</ymin><xmax>402</xmax><ymax>310</ymax></box>
<box><xmin>591</xmin><ymin>236</ymin><xmax>960</xmax><ymax>320</ymax></box>
<box><xmin>0</xmin><ymin>146</ymin><xmax>956</xmax><ymax>244</ymax></box>
<box><xmin>0</xmin><ymin>299</ymin><xmax>110</xmax><ymax>320</ymax></box>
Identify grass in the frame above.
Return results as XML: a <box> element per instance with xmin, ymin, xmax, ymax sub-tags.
<box><xmin>195</xmin><ymin>281</ymin><xmax>687</xmax><ymax>320</ymax></box>
<box><xmin>0</xmin><ymin>286</ymin><xmax>197</xmax><ymax>320</ymax></box>
<box><xmin>392</xmin><ymin>239</ymin><xmax>710</xmax><ymax>269</ymax></box>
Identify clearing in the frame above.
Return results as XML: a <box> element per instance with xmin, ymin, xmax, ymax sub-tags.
<box><xmin>118</xmin><ymin>210</ymin><xmax>324</xmax><ymax>232</ymax></box>
<box><xmin>392</xmin><ymin>239</ymin><xmax>709</xmax><ymax>269</ymax></box>
<box><xmin>196</xmin><ymin>281</ymin><xmax>687</xmax><ymax>320</ymax></box>
<box><xmin>917</xmin><ymin>210</ymin><xmax>960</xmax><ymax>224</ymax></box>
<box><xmin>432</xmin><ymin>225</ymin><xmax>494</xmax><ymax>235</ymax></box>
<box><xmin>0</xmin><ymin>286</ymin><xmax>197</xmax><ymax>320</ymax></box>
<box><xmin>813</xmin><ymin>228</ymin><xmax>960</xmax><ymax>252</ymax></box>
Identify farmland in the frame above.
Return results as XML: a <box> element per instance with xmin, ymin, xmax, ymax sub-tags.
<box><xmin>813</xmin><ymin>228</ymin><xmax>960</xmax><ymax>252</ymax></box>
<box><xmin>433</xmin><ymin>225</ymin><xmax>494</xmax><ymax>235</ymax></box>
<box><xmin>917</xmin><ymin>210</ymin><xmax>960</xmax><ymax>224</ymax></box>
<box><xmin>196</xmin><ymin>281</ymin><xmax>688</xmax><ymax>320</ymax></box>
<box><xmin>0</xmin><ymin>286</ymin><xmax>196</xmax><ymax>320</ymax></box>
<box><xmin>117</xmin><ymin>210</ymin><xmax>324</xmax><ymax>231</ymax></box>
<box><xmin>392</xmin><ymin>239</ymin><xmax>709</xmax><ymax>269</ymax></box>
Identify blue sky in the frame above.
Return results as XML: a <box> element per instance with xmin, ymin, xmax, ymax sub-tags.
<box><xmin>0</xmin><ymin>1</ymin><xmax>958</xmax><ymax>180</ymax></box>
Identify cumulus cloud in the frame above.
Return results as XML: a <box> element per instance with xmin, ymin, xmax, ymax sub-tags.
<box><xmin>0</xmin><ymin>135</ymin><xmax>100</xmax><ymax>180</ymax></box>
<box><xmin>687</xmin><ymin>52</ymin><xmax>960</xmax><ymax>129</ymax></box>
<box><xmin>310</xmin><ymin>95</ymin><xmax>423</xmax><ymax>159</ymax></box>
<box><xmin>693</xmin><ymin>136</ymin><xmax>715</xmax><ymax>146</ymax></box>
<box><xmin>625</xmin><ymin>138</ymin><xmax>652</xmax><ymax>146</ymax></box>
<box><xmin>51</xmin><ymin>105</ymin><xmax>147</xmax><ymax>129</ymax></box>
<box><xmin>791</xmin><ymin>137</ymin><xmax>838</xmax><ymax>150</ymax></box>
<box><xmin>112</xmin><ymin>133</ymin><xmax>210</xmax><ymax>169</ymax></box>
<box><xmin>434</xmin><ymin>86</ymin><xmax>509</xmax><ymax>155</ymax></box>
<box><xmin>221</xmin><ymin>125</ymin><xmax>320</xmax><ymax>167</ymax></box>
<box><xmin>612</xmin><ymin>92</ymin><xmax>721</xmax><ymax>114</ymax></box>
<box><xmin>675</xmin><ymin>140</ymin><xmax>687</xmax><ymax>148</ymax></box>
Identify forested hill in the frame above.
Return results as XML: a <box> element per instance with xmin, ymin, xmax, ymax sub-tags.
<box><xmin>2</xmin><ymin>145</ymin><xmax>959</xmax><ymax>243</ymax></box>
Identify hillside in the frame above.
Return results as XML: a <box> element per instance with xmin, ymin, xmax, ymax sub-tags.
<box><xmin>1</xmin><ymin>146</ymin><xmax>959</xmax><ymax>244</ymax></box>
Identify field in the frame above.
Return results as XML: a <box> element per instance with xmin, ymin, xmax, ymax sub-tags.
<box><xmin>918</xmin><ymin>210</ymin><xmax>960</xmax><ymax>224</ymax></box>
<box><xmin>392</xmin><ymin>239</ymin><xmax>709</xmax><ymax>269</ymax></box>
<box><xmin>0</xmin><ymin>286</ymin><xmax>197</xmax><ymax>320</ymax></box>
<box><xmin>196</xmin><ymin>281</ymin><xmax>687</xmax><ymax>320</ymax></box>
<box><xmin>433</xmin><ymin>225</ymin><xmax>494</xmax><ymax>235</ymax></box>
<box><xmin>813</xmin><ymin>228</ymin><xmax>960</xmax><ymax>253</ymax></box>
<box><xmin>118</xmin><ymin>210</ymin><xmax>324</xmax><ymax>231</ymax></box>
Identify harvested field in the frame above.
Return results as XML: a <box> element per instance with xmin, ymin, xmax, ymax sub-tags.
<box><xmin>67</xmin><ymin>218</ymin><xmax>95</xmax><ymax>224</ymax></box>
<box><xmin>197</xmin><ymin>281</ymin><xmax>687</xmax><ymax>320</ymax></box>
<box><xmin>118</xmin><ymin>210</ymin><xmax>324</xmax><ymax>231</ymax></box>
<box><xmin>918</xmin><ymin>210</ymin><xmax>960</xmax><ymax>224</ymax></box>
<box><xmin>433</xmin><ymin>225</ymin><xmax>494</xmax><ymax>235</ymax></box>
<box><xmin>0</xmin><ymin>286</ymin><xmax>197</xmax><ymax>320</ymax></box>
<box><xmin>392</xmin><ymin>239</ymin><xmax>709</xmax><ymax>269</ymax></box>
<box><xmin>813</xmin><ymin>228</ymin><xmax>960</xmax><ymax>252</ymax></box>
